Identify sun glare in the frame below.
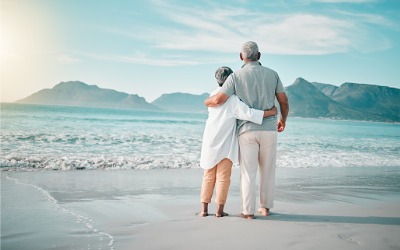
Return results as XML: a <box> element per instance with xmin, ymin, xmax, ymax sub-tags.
<box><xmin>0</xmin><ymin>26</ymin><xmax>16</xmax><ymax>58</ymax></box>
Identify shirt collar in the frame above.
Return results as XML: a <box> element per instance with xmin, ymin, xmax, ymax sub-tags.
<box><xmin>241</xmin><ymin>61</ymin><xmax>262</xmax><ymax>68</ymax></box>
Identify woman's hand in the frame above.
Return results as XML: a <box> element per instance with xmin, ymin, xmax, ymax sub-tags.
<box><xmin>270</xmin><ymin>106</ymin><xmax>277</xmax><ymax>116</ymax></box>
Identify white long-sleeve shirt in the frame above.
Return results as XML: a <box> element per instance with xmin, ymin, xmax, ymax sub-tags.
<box><xmin>200</xmin><ymin>87</ymin><xmax>264</xmax><ymax>169</ymax></box>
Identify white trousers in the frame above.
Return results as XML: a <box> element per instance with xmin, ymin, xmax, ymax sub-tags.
<box><xmin>238</xmin><ymin>131</ymin><xmax>277</xmax><ymax>215</ymax></box>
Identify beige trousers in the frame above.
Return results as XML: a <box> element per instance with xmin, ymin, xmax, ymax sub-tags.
<box><xmin>239</xmin><ymin>131</ymin><xmax>277</xmax><ymax>215</ymax></box>
<box><xmin>200</xmin><ymin>158</ymin><xmax>232</xmax><ymax>205</ymax></box>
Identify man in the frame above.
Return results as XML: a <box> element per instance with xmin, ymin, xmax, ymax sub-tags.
<box><xmin>205</xmin><ymin>41</ymin><xmax>289</xmax><ymax>219</ymax></box>
<box><xmin>200</xmin><ymin>66</ymin><xmax>277</xmax><ymax>218</ymax></box>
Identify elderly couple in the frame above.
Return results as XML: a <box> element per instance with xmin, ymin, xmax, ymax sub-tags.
<box><xmin>200</xmin><ymin>41</ymin><xmax>289</xmax><ymax>219</ymax></box>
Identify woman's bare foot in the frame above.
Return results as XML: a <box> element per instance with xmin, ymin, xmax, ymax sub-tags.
<box><xmin>215</xmin><ymin>204</ymin><xmax>227</xmax><ymax>218</ymax></box>
<box><xmin>215</xmin><ymin>212</ymin><xmax>229</xmax><ymax>218</ymax></box>
<box><xmin>200</xmin><ymin>202</ymin><xmax>209</xmax><ymax>217</ymax></box>
<box><xmin>200</xmin><ymin>212</ymin><xmax>209</xmax><ymax>217</ymax></box>
<box><xmin>258</xmin><ymin>208</ymin><xmax>270</xmax><ymax>216</ymax></box>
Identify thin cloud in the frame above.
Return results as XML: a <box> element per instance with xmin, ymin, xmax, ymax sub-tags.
<box><xmin>58</xmin><ymin>54</ymin><xmax>81</xmax><ymax>64</ymax></box>
<box><xmin>71</xmin><ymin>50</ymin><xmax>235</xmax><ymax>67</ymax></box>
<box><xmin>254</xmin><ymin>14</ymin><xmax>352</xmax><ymax>55</ymax></box>
<box><xmin>334</xmin><ymin>10</ymin><xmax>395</xmax><ymax>26</ymax></box>
<box><xmin>142</xmin><ymin>2</ymin><xmax>390</xmax><ymax>55</ymax></box>
<box><xmin>138</xmin><ymin>9</ymin><xmax>352</xmax><ymax>55</ymax></box>
<box><xmin>116</xmin><ymin>53</ymin><xmax>202</xmax><ymax>66</ymax></box>
<box><xmin>100</xmin><ymin>1</ymin><xmax>395</xmax><ymax>65</ymax></box>
<box><xmin>117</xmin><ymin>52</ymin><xmax>237</xmax><ymax>66</ymax></box>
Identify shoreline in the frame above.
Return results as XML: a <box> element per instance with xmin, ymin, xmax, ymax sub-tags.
<box><xmin>2</xmin><ymin>164</ymin><xmax>400</xmax><ymax>172</ymax></box>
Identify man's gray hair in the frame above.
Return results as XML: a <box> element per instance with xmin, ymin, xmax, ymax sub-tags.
<box><xmin>241</xmin><ymin>41</ymin><xmax>259</xmax><ymax>61</ymax></box>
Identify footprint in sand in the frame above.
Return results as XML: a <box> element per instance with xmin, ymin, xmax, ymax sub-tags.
<box><xmin>338</xmin><ymin>233</ymin><xmax>361</xmax><ymax>245</ymax></box>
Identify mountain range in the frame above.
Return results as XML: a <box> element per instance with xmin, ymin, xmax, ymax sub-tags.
<box><xmin>15</xmin><ymin>79</ymin><xmax>400</xmax><ymax>122</ymax></box>
<box><xmin>16</xmin><ymin>81</ymin><xmax>158</xmax><ymax>111</ymax></box>
<box><xmin>286</xmin><ymin>78</ymin><xmax>399</xmax><ymax>122</ymax></box>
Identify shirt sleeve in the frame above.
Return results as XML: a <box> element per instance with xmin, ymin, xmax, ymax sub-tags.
<box><xmin>219</xmin><ymin>73</ymin><xmax>235</xmax><ymax>96</ymax></box>
<box><xmin>230</xmin><ymin>95</ymin><xmax>263</xmax><ymax>125</ymax></box>
<box><xmin>275</xmin><ymin>72</ymin><xmax>285</xmax><ymax>93</ymax></box>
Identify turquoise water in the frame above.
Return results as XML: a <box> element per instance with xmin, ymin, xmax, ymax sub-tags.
<box><xmin>1</xmin><ymin>103</ymin><xmax>399</xmax><ymax>170</ymax></box>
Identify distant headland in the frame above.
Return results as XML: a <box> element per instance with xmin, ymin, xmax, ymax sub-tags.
<box><xmin>15</xmin><ymin>78</ymin><xmax>400</xmax><ymax>122</ymax></box>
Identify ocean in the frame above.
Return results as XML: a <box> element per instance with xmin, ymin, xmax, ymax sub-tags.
<box><xmin>1</xmin><ymin>103</ymin><xmax>399</xmax><ymax>170</ymax></box>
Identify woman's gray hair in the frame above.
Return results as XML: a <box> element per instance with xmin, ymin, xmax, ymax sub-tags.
<box><xmin>215</xmin><ymin>66</ymin><xmax>233</xmax><ymax>86</ymax></box>
<box><xmin>241</xmin><ymin>41</ymin><xmax>259</xmax><ymax>61</ymax></box>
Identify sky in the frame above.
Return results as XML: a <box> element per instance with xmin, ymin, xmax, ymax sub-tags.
<box><xmin>1</xmin><ymin>0</ymin><xmax>399</xmax><ymax>103</ymax></box>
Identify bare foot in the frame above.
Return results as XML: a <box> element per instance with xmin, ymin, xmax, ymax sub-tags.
<box><xmin>239</xmin><ymin>213</ymin><xmax>255</xmax><ymax>219</ymax></box>
<box><xmin>258</xmin><ymin>208</ymin><xmax>270</xmax><ymax>216</ymax></box>
<box><xmin>200</xmin><ymin>212</ymin><xmax>208</xmax><ymax>217</ymax></box>
<box><xmin>215</xmin><ymin>212</ymin><xmax>229</xmax><ymax>218</ymax></box>
<box><xmin>200</xmin><ymin>202</ymin><xmax>209</xmax><ymax>217</ymax></box>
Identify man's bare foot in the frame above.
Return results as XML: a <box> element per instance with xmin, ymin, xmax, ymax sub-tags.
<box><xmin>239</xmin><ymin>213</ymin><xmax>255</xmax><ymax>219</ymax></box>
<box><xmin>215</xmin><ymin>212</ymin><xmax>229</xmax><ymax>218</ymax></box>
<box><xmin>258</xmin><ymin>208</ymin><xmax>270</xmax><ymax>216</ymax></box>
<box><xmin>200</xmin><ymin>212</ymin><xmax>208</xmax><ymax>217</ymax></box>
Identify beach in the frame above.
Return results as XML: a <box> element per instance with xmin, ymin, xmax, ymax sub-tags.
<box><xmin>2</xmin><ymin>167</ymin><xmax>400</xmax><ymax>250</ymax></box>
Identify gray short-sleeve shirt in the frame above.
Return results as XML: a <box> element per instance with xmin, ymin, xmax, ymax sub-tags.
<box><xmin>220</xmin><ymin>61</ymin><xmax>285</xmax><ymax>134</ymax></box>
